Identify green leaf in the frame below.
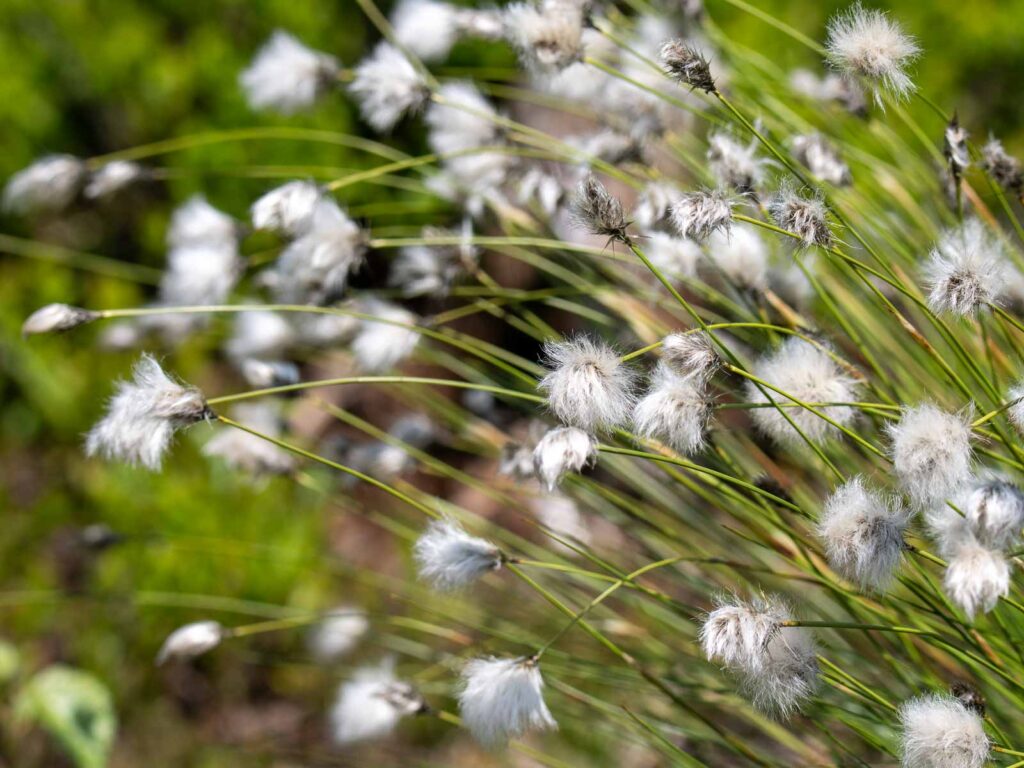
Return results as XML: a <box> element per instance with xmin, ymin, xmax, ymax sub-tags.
<box><xmin>14</xmin><ymin>665</ymin><xmax>117</xmax><ymax>768</ymax></box>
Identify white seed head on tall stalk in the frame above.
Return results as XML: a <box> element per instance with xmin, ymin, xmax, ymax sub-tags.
<box><xmin>458</xmin><ymin>656</ymin><xmax>557</xmax><ymax>747</ymax></box>
<box><xmin>203</xmin><ymin>402</ymin><xmax>295</xmax><ymax>477</ymax></box>
<box><xmin>349</xmin><ymin>43</ymin><xmax>429</xmax><ymax>132</ymax></box>
<box><xmin>959</xmin><ymin>477</ymin><xmax>1024</xmax><ymax>551</ymax></box>
<box><xmin>767</xmin><ymin>184</ymin><xmax>833</xmax><ymax>249</ymax></box>
<box><xmin>982</xmin><ymin>138</ymin><xmax>1023</xmax><ymax>196</ymax></box>
<box><xmin>661</xmin><ymin>331</ymin><xmax>722</xmax><ymax>382</ymax></box>
<box><xmin>269</xmin><ymin>198</ymin><xmax>366</xmax><ymax>304</ymax></box>
<box><xmin>330</xmin><ymin>659</ymin><xmax>425</xmax><ymax>744</ymax></box>
<box><xmin>887</xmin><ymin>404</ymin><xmax>973</xmax><ymax>508</ymax></box>
<box><xmin>825</xmin><ymin>3</ymin><xmax>920</xmax><ymax>107</ymax></box>
<box><xmin>504</xmin><ymin>1</ymin><xmax>584</xmax><ymax>71</ymax></box>
<box><xmin>84</xmin><ymin>160</ymin><xmax>147</xmax><ymax>200</ymax></box>
<box><xmin>818</xmin><ymin>476</ymin><xmax>910</xmax><ymax>591</ymax></box>
<box><xmin>737</xmin><ymin>627</ymin><xmax>819</xmax><ymax>719</ymax></box>
<box><xmin>924</xmin><ymin>219</ymin><xmax>1006</xmax><ymax>316</ymax></box>
<box><xmin>426</xmin><ymin>82</ymin><xmax>501</xmax><ymax>155</ymax></box>
<box><xmin>707</xmin><ymin>132</ymin><xmax>765</xmax><ymax>193</ymax></box>
<box><xmin>745</xmin><ymin>337</ymin><xmax>858</xmax><ymax>445</ymax></box>
<box><xmin>791</xmin><ymin>133</ymin><xmax>851</xmax><ymax>187</ymax></box>
<box><xmin>700</xmin><ymin>594</ymin><xmax>788</xmax><ymax>671</ymax></box>
<box><xmin>250</xmin><ymin>180</ymin><xmax>322</xmax><ymax>236</ymax></box>
<box><xmin>539</xmin><ymin>335</ymin><xmax>636</xmax><ymax>432</ymax></box>
<box><xmin>942</xmin><ymin>542</ymin><xmax>1009</xmax><ymax>619</ymax></box>
<box><xmin>705</xmin><ymin>223</ymin><xmax>769</xmax><ymax>292</ymax></box>
<box><xmin>669</xmin><ymin>189</ymin><xmax>734</xmax><ymax>242</ymax></box>
<box><xmin>633</xmin><ymin>362</ymin><xmax>712</xmax><ymax>455</ymax></box>
<box><xmin>570</xmin><ymin>173</ymin><xmax>630</xmax><ymax>241</ymax></box>
<box><xmin>2</xmin><ymin>154</ymin><xmax>85</xmax><ymax>215</ymax></box>
<box><xmin>86</xmin><ymin>355</ymin><xmax>211</xmax><ymax>470</ymax></box>
<box><xmin>240</xmin><ymin>30</ymin><xmax>339</xmax><ymax>114</ymax></box>
<box><xmin>642</xmin><ymin>232</ymin><xmax>701</xmax><ymax>281</ymax></box>
<box><xmin>532</xmin><ymin>426</ymin><xmax>597</xmax><ymax>491</ymax></box>
<box><xmin>307</xmin><ymin>606</ymin><xmax>369</xmax><ymax>663</ymax></box>
<box><xmin>22</xmin><ymin>304</ymin><xmax>97</xmax><ymax>336</ymax></box>
<box><xmin>391</xmin><ymin>0</ymin><xmax>461</xmax><ymax>62</ymax></box>
<box><xmin>156</xmin><ymin>621</ymin><xmax>223</xmax><ymax>665</ymax></box>
<box><xmin>899</xmin><ymin>694</ymin><xmax>989</xmax><ymax>768</ymax></box>
<box><xmin>160</xmin><ymin>241</ymin><xmax>242</xmax><ymax>309</ymax></box>
<box><xmin>660</xmin><ymin>39</ymin><xmax>716</xmax><ymax>94</ymax></box>
<box><xmin>349</xmin><ymin>300</ymin><xmax>420</xmax><ymax>373</ymax></box>
<box><xmin>168</xmin><ymin>195</ymin><xmax>238</xmax><ymax>251</ymax></box>
<box><xmin>413</xmin><ymin>518</ymin><xmax>502</xmax><ymax>592</ymax></box>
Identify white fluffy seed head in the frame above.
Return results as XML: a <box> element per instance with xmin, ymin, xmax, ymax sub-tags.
<box><xmin>825</xmin><ymin>3</ymin><xmax>920</xmax><ymax>107</ymax></box>
<box><xmin>943</xmin><ymin>543</ymin><xmax>1010</xmax><ymax>620</ymax></box>
<box><xmin>156</xmin><ymin>621</ymin><xmax>223</xmax><ymax>665</ymax></box>
<box><xmin>670</xmin><ymin>190</ymin><xmax>734</xmax><ymax>242</ymax></box>
<box><xmin>2</xmin><ymin>154</ymin><xmax>85</xmax><ymax>215</ymax></box>
<box><xmin>388</xmin><ymin>244</ymin><xmax>461</xmax><ymax>298</ymax></box>
<box><xmin>633</xmin><ymin>362</ymin><xmax>712</xmax><ymax>456</ymax></box>
<box><xmin>84</xmin><ymin>160</ymin><xmax>147</xmax><ymax>200</ymax></box>
<box><xmin>504</xmin><ymin>1</ymin><xmax>584</xmax><ymax>71</ymax></box>
<box><xmin>767</xmin><ymin>184</ymin><xmax>833</xmax><ymax>249</ymax></box>
<box><xmin>250</xmin><ymin>180</ymin><xmax>322</xmax><ymax>235</ymax></box>
<box><xmin>661</xmin><ymin>331</ymin><xmax>721</xmax><ymax>382</ymax></box>
<box><xmin>269</xmin><ymin>199</ymin><xmax>366</xmax><ymax>305</ymax></box>
<box><xmin>426</xmin><ymin>82</ymin><xmax>501</xmax><ymax>155</ymax></box>
<box><xmin>570</xmin><ymin>173</ymin><xmax>630</xmax><ymax>239</ymax></box>
<box><xmin>924</xmin><ymin>219</ymin><xmax>1006</xmax><ymax>316</ymax></box>
<box><xmin>791</xmin><ymin>133</ymin><xmax>851</xmax><ymax>187</ymax></box>
<box><xmin>349</xmin><ymin>43</ymin><xmax>429</xmax><ymax>132</ymax></box>
<box><xmin>350</xmin><ymin>300</ymin><xmax>420</xmax><ymax>373</ymax></box>
<box><xmin>330</xmin><ymin>659</ymin><xmax>424</xmax><ymax>745</ymax></box>
<box><xmin>532</xmin><ymin>426</ymin><xmax>598</xmax><ymax>491</ymax></box>
<box><xmin>160</xmin><ymin>242</ymin><xmax>242</xmax><ymax>308</ymax></box>
<box><xmin>707</xmin><ymin>132</ymin><xmax>765</xmax><ymax>193</ymax></box>
<box><xmin>818</xmin><ymin>476</ymin><xmax>910</xmax><ymax>591</ymax></box>
<box><xmin>633</xmin><ymin>181</ymin><xmax>679</xmax><ymax>230</ymax></box>
<box><xmin>660</xmin><ymin>39</ymin><xmax>716</xmax><ymax>94</ymax></box>
<box><xmin>539</xmin><ymin>336</ymin><xmax>636</xmax><ymax>432</ymax></box>
<box><xmin>203</xmin><ymin>402</ymin><xmax>295</xmax><ymax>476</ymax></box>
<box><xmin>1008</xmin><ymin>381</ymin><xmax>1024</xmax><ymax>434</ymax></box>
<box><xmin>959</xmin><ymin>478</ymin><xmax>1024</xmax><ymax>551</ymax></box>
<box><xmin>240</xmin><ymin>30</ymin><xmax>339</xmax><ymax>114</ymax></box>
<box><xmin>700</xmin><ymin>594</ymin><xmax>789</xmax><ymax>671</ymax></box>
<box><xmin>225</xmin><ymin>309</ymin><xmax>296</xmax><ymax>363</ymax></box>
<box><xmin>391</xmin><ymin>0</ymin><xmax>460</xmax><ymax>62</ymax></box>
<box><xmin>168</xmin><ymin>195</ymin><xmax>238</xmax><ymax>251</ymax></box>
<box><xmin>899</xmin><ymin>694</ymin><xmax>989</xmax><ymax>768</ymax></box>
<box><xmin>746</xmin><ymin>338</ymin><xmax>858</xmax><ymax>445</ymax></box>
<box><xmin>887</xmin><ymin>403</ymin><xmax>973</xmax><ymax>508</ymax></box>
<box><xmin>458</xmin><ymin>657</ymin><xmax>557</xmax><ymax>747</ymax></box>
<box><xmin>86</xmin><ymin>355</ymin><xmax>210</xmax><ymax>470</ymax></box>
<box><xmin>705</xmin><ymin>223</ymin><xmax>770</xmax><ymax>292</ymax></box>
<box><xmin>413</xmin><ymin>518</ymin><xmax>501</xmax><ymax>592</ymax></box>
<box><xmin>982</xmin><ymin>138</ymin><xmax>1023</xmax><ymax>195</ymax></box>
<box><xmin>22</xmin><ymin>304</ymin><xmax>97</xmax><ymax>336</ymax></box>
<box><xmin>307</xmin><ymin>606</ymin><xmax>369</xmax><ymax>663</ymax></box>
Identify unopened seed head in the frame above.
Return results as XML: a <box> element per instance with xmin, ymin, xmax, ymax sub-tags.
<box><xmin>660</xmin><ymin>39</ymin><xmax>716</xmax><ymax>94</ymax></box>
<box><xmin>22</xmin><ymin>304</ymin><xmax>97</xmax><ymax>336</ymax></box>
<box><xmin>156</xmin><ymin>620</ymin><xmax>223</xmax><ymax>665</ymax></box>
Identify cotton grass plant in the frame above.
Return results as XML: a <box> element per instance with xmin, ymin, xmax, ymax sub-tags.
<box><xmin>11</xmin><ymin>0</ymin><xmax>1024</xmax><ymax>765</ymax></box>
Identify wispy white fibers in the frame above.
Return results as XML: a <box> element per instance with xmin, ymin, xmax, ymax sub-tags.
<box><xmin>86</xmin><ymin>355</ymin><xmax>211</xmax><ymax>470</ymax></box>
<box><xmin>349</xmin><ymin>300</ymin><xmax>420</xmax><ymax>372</ymax></box>
<box><xmin>349</xmin><ymin>43</ymin><xmax>429</xmax><ymax>132</ymax></box>
<box><xmin>767</xmin><ymin>184</ymin><xmax>833</xmax><ymax>249</ymax></box>
<box><xmin>268</xmin><ymin>198</ymin><xmax>366</xmax><ymax>304</ymax></box>
<box><xmin>942</xmin><ymin>543</ymin><xmax>1009</xmax><ymax>619</ymax></box>
<box><xmin>825</xmin><ymin>3</ymin><xmax>920</xmax><ymax>107</ymax></box>
<box><xmin>982</xmin><ymin>138</ymin><xmax>1024</xmax><ymax>196</ymax></box>
<box><xmin>156</xmin><ymin>621</ymin><xmax>223</xmax><ymax>665</ymax></box>
<box><xmin>426</xmin><ymin>82</ymin><xmax>501</xmax><ymax>156</ymax></box>
<box><xmin>790</xmin><ymin>133</ymin><xmax>851</xmax><ymax>187</ymax></box>
<box><xmin>633</xmin><ymin>362</ymin><xmax>713</xmax><ymax>455</ymax></box>
<box><xmin>250</xmin><ymin>180</ymin><xmax>321</xmax><ymax>236</ymax></box>
<box><xmin>390</xmin><ymin>0</ymin><xmax>460</xmax><ymax>62</ymax></box>
<box><xmin>532</xmin><ymin>426</ymin><xmax>597</xmax><ymax>491</ymax></box>
<box><xmin>959</xmin><ymin>477</ymin><xmax>1024</xmax><ymax>551</ymax></box>
<box><xmin>642</xmin><ymin>232</ymin><xmax>702</xmax><ymax>281</ymax></box>
<box><xmin>240</xmin><ymin>30</ymin><xmax>339</xmax><ymax>114</ymax></box>
<box><xmin>899</xmin><ymin>694</ymin><xmax>989</xmax><ymax>768</ymax></box>
<box><xmin>661</xmin><ymin>330</ymin><xmax>721</xmax><ymax>383</ymax></box>
<box><xmin>887</xmin><ymin>403</ymin><xmax>973</xmax><ymax>507</ymax></box>
<box><xmin>539</xmin><ymin>335</ymin><xmax>636</xmax><ymax>432</ymax></box>
<box><xmin>167</xmin><ymin>195</ymin><xmax>238</xmax><ymax>251</ymax></box>
<box><xmin>707</xmin><ymin>132</ymin><xmax>766</xmax><ymax>192</ymax></box>
<box><xmin>413</xmin><ymin>518</ymin><xmax>502</xmax><ymax>591</ymax></box>
<box><xmin>2</xmin><ymin>154</ymin><xmax>85</xmax><ymax>215</ymax></box>
<box><xmin>633</xmin><ymin>181</ymin><xmax>681</xmax><ymax>230</ymax></box>
<box><xmin>504</xmin><ymin>0</ymin><xmax>584</xmax><ymax>71</ymax></box>
<box><xmin>203</xmin><ymin>401</ymin><xmax>295</xmax><ymax>477</ymax></box>
<box><xmin>388</xmin><ymin>243</ymin><xmax>462</xmax><ymax>298</ymax></box>
<box><xmin>745</xmin><ymin>337</ymin><xmax>858</xmax><ymax>445</ymax></box>
<box><xmin>700</xmin><ymin>595</ymin><xmax>818</xmax><ymax>717</ymax></box>
<box><xmin>705</xmin><ymin>223</ymin><xmax>769</xmax><ymax>291</ymax></box>
<box><xmin>330</xmin><ymin>659</ymin><xmax>424</xmax><ymax>744</ymax></box>
<box><xmin>818</xmin><ymin>476</ymin><xmax>910</xmax><ymax>591</ymax></box>
<box><xmin>307</xmin><ymin>606</ymin><xmax>369</xmax><ymax>663</ymax></box>
<box><xmin>924</xmin><ymin>219</ymin><xmax>1006</xmax><ymax>316</ymax></box>
<box><xmin>458</xmin><ymin>656</ymin><xmax>557</xmax><ymax>746</ymax></box>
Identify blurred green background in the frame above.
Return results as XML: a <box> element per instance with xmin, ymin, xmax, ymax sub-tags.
<box><xmin>3</xmin><ymin>0</ymin><xmax>1024</xmax><ymax>764</ymax></box>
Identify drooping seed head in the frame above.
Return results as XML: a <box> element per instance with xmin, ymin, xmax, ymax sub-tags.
<box><xmin>156</xmin><ymin>620</ymin><xmax>223</xmax><ymax>665</ymax></box>
<box><xmin>532</xmin><ymin>426</ymin><xmax>598</xmax><ymax>491</ymax></box>
<box><xmin>413</xmin><ymin>518</ymin><xmax>502</xmax><ymax>592</ymax></box>
<box><xmin>22</xmin><ymin>304</ymin><xmax>97</xmax><ymax>336</ymax></box>
<box><xmin>669</xmin><ymin>189</ymin><xmax>733</xmax><ymax>242</ymax></box>
<box><xmin>539</xmin><ymin>335</ymin><xmax>636</xmax><ymax>432</ymax></box>
<box><xmin>458</xmin><ymin>656</ymin><xmax>557</xmax><ymax>747</ymax></box>
<box><xmin>899</xmin><ymin>694</ymin><xmax>989</xmax><ymax>768</ymax></box>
